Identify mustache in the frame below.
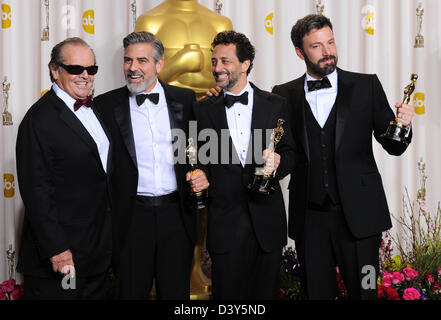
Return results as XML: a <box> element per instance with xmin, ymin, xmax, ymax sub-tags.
<box><xmin>126</xmin><ymin>70</ymin><xmax>144</xmax><ymax>78</ymax></box>
<box><xmin>318</xmin><ymin>55</ymin><xmax>336</xmax><ymax>64</ymax></box>
<box><xmin>213</xmin><ymin>71</ymin><xmax>229</xmax><ymax>77</ymax></box>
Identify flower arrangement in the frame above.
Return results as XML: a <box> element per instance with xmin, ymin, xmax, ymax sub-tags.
<box><xmin>378</xmin><ymin>159</ymin><xmax>441</xmax><ymax>300</ymax></box>
<box><xmin>0</xmin><ymin>280</ymin><xmax>23</xmax><ymax>300</ymax></box>
<box><xmin>0</xmin><ymin>245</ymin><xmax>23</xmax><ymax>300</ymax></box>
<box><xmin>279</xmin><ymin>159</ymin><xmax>440</xmax><ymax>300</ymax></box>
<box><xmin>277</xmin><ymin>246</ymin><xmax>305</xmax><ymax>300</ymax></box>
<box><xmin>277</xmin><ymin>246</ymin><xmax>348</xmax><ymax>300</ymax></box>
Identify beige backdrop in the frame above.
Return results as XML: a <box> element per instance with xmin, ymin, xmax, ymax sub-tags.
<box><xmin>1</xmin><ymin>0</ymin><xmax>440</xmax><ymax>282</ymax></box>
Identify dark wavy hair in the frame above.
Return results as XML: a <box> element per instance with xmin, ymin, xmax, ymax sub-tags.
<box><xmin>291</xmin><ymin>14</ymin><xmax>333</xmax><ymax>50</ymax></box>
<box><xmin>211</xmin><ymin>30</ymin><xmax>255</xmax><ymax>75</ymax></box>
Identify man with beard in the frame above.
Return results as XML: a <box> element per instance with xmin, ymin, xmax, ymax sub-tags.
<box><xmin>94</xmin><ymin>31</ymin><xmax>208</xmax><ymax>299</ymax></box>
<box><xmin>272</xmin><ymin>14</ymin><xmax>415</xmax><ymax>299</ymax></box>
<box><xmin>193</xmin><ymin>31</ymin><xmax>295</xmax><ymax>299</ymax></box>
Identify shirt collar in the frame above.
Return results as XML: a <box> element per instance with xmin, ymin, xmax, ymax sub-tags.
<box><xmin>52</xmin><ymin>83</ymin><xmax>77</xmax><ymax>111</ymax></box>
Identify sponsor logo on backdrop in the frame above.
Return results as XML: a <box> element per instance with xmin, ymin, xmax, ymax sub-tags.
<box><xmin>4</xmin><ymin>173</ymin><xmax>15</xmax><ymax>198</ymax></box>
<box><xmin>1</xmin><ymin>3</ymin><xmax>12</xmax><ymax>29</ymax></box>
<box><xmin>361</xmin><ymin>5</ymin><xmax>375</xmax><ymax>35</ymax></box>
<box><xmin>264</xmin><ymin>12</ymin><xmax>274</xmax><ymax>35</ymax></box>
<box><xmin>413</xmin><ymin>92</ymin><xmax>425</xmax><ymax>115</ymax></box>
<box><xmin>82</xmin><ymin>10</ymin><xmax>94</xmax><ymax>34</ymax></box>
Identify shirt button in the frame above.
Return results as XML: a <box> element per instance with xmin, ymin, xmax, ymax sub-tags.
<box><xmin>325</xmin><ymin>183</ymin><xmax>329</xmax><ymax>188</ymax></box>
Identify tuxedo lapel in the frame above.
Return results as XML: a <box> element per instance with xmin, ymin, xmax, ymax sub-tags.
<box><xmin>245</xmin><ymin>84</ymin><xmax>270</xmax><ymax>169</ymax></box>
<box><xmin>335</xmin><ymin>69</ymin><xmax>355</xmax><ymax>152</ymax></box>
<box><xmin>49</xmin><ymin>91</ymin><xmax>103</xmax><ymax>167</ymax></box>
<box><xmin>290</xmin><ymin>76</ymin><xmax>310</xmax><ymax>161</ymax></box>
<box><xmin>250</xmin><ymin>84</ymin><xmax>270</xmax><ymax>133</ymax></box>
<box><xmin>162</xmin><ymin>82</ymin><xmax>184</xmax><ymax>131</ymax></box>
<box><xmin>113</xmin><ymin>90</ymin><xmax>137</xmax><ymax>168</ymax></box>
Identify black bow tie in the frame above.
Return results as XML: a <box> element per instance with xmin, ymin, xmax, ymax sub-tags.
<box><xmin>307</xmin><ymin>77</ymin><xmax>332</xmax><ymax>92</ymax></box>
<box><xmin>224</xmin><ymin>92</ymin><xmax>249</xmax><ymax>108</ymax></box>
<box><xmin>136</xmin><ymin>93</ymin><xmax>159</xmax><ymax>106</ymax></box>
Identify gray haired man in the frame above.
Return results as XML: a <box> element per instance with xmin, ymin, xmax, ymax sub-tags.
<box><xmin>95</xmin><ymin>32</ymin><xmax>208</xmax><ymax>299</ymax></box>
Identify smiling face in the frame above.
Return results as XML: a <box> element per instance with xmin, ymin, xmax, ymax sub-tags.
<box><xmin>211</xmin><ymin>44</ymin><xmax>250</xmax><ymax>94</ymax></box>
<box><xmin>124</xmin><ymin>43</ymin><xmax>164</xmax><ymax>94</ymax></box>
<box><xmin>51</xmin><ymin>44</ymin><xmax>95</xmax><ymax>99</ymax></box>
<box><xmin>296</xmin><ymin>26</ymin><xmax>338</xmax><ymax>79</ymax></box>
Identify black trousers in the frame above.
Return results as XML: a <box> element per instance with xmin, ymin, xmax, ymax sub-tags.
<box><xmin>116</xmin><ymin>193</ymin><xmax>194</xmax><ymax>300</ymax></box>
<box><xmin>295</xmin><ymin>202</ymin><xmax>381</xmax><ymax>300</ymax></box>
<box><xmin>24</xmin><ymin>271</ymin><xmax>109</xmax><ymax>300</ymax></box>
<box><xmin>209</xmin><ymin>210</ymin><xmax>282</xmax><ymax>300</ymax></box>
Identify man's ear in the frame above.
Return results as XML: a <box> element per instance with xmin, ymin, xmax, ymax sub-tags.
<box><xmin>50</xmin><ymin>64</ymin><xmax>60</xmax><ymax>82</ymax></box>
<box><xmin>155</xmin><ymin>58</ymin><xmax>165</xmax><ymax>74</ymax></box>
<box><xmin>295</xmin><ymin>47</ymin><xmax>305</xmax><ymax>61</ymax></box>
<box><xmin>241</xmin><ymin>59</ymin><xmax>251</xmax><ymax>74</ymax></box>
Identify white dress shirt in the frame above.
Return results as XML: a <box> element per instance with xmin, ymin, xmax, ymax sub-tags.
<box><xmin>224</xmin><ymin>82</ymin><xmax>254</xmax><ymax>167</ymax></box>
<box><xmin>53</xmin><ymin>83</ymin><xmax>109</xmax><ymax>173</ymax></box>
<box><xmin>130</xmin><ymin>81</ymin><xmax>177</xmax><ymax>196</ymax></box>
<box><xmin>304</xmin><ymin>69</ymin><xmax>338</xmax><ymax>128</ymax></box>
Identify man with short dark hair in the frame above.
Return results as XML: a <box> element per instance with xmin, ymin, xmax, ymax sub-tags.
<box><xmin>272</xmin><ymin>14</ymin><xmax>415</xmax><ymax>299</ymax></box>
<box><xmin>95</xmin><ymin>31</ymin><xmax>207</xmax><ymax>299</ymax></box>
<box><xmin>193</xmin><ymin>31</ymin><xmax>295</xmax><ymax>299</ymax></box>
<box><xmin>16</xmin><ymin>37</ymin><xmax>112</xmax><ymax>299</ymax></box>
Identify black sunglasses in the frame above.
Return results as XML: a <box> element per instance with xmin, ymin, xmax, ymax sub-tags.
<box><xmin>59</xmin><ymin>63</ymin><xmax>99</xmax><ymax>75</ymax></box>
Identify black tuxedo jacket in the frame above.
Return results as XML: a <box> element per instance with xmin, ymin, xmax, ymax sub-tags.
<box><xmin>193</xmin><ymin>83</ymin><xmax>295</xmax><ymax>254</ymax></box>
<box><xmin>16</xmin><ymin>89</ymin><xmax>112</xmax><ymax>278</ymax></box>
<box><xmin>272</xmin><ymin>68</ymin><xmax>412</xmax><ymax>241</ymax></box>
<box><xmin>94</xmin><ymin>82</ymin><xmax>197</xmax><ymax>267</ymax></box>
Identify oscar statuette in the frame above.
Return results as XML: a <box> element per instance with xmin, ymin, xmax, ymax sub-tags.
<box><xmin>247</xmin><ymin>119</ymin><xmax>285</xmax><ymax>195</ymax></box>
<box><xmin>380</xmin><ymin>74</ymin><xmax>418</xmax><ymax>146</ymax></box>
<box><xmin>186</xmin><ymin>138</ymin><xmax>206</xmax><ymax>210</ymax></box>
<box><xmin>2</xmin><ymin>77</ymin><xmax>12</xmax><ymax>126</ymax></box>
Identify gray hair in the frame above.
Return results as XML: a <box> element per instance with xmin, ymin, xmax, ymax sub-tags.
<box><xmin>48</xmin><ymin>37</ymin><xmax>96</xmax><ymax>83</ymax></box>
<box><xmin>123</xmin><ymin>31</ymin><xmax>164</xmax><ymax>63</ymax></box>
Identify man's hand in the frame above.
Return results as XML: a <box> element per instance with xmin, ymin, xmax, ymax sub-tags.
<box><xmin>395</xmin><ymin>103</ymin><xmax>415</xmax><ymax>127</ymax></box>
<box><xmin>186</xmin><ymin>169</ymin><xmax>209</xmax><ymax>192</ymax></box>
<box><xmin>203</xmin><ymin>86</ymin><xmax>222</xmax><ymax>99</ymax></box>
<box><xmin>262</xmin><ymin>150</ymin><xmax>281</xmax><ymax>175</ymax></box>
<box><xmin>50</xmin><ymin>249</ymin><xmax>75</xmax><ymax>276</ymax></box>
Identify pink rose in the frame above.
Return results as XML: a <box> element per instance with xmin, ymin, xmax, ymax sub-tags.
<box><xmin>0</xmin><ymin>280</ymin><xmax>15</xmax><ymax>293</ymax></box>
<box><xmin>403</xmin><ymin>288</ymin><xmax>421</xmax><ymax>300</ymax></box>
<box><xmin>392</xmin><ymin>272</ymin><xmax>405</xmax><ymax>285</ymax></box>
<box><xmin>403</xmin><ymin>267</ymin><xmax>418</xmax><ymax>281</ymax></box>
<box><xmin>0</xmin><ymin>290</ymin><xmax>8</xmax><ymax>300</ymax></box>
<box><xmin>382</xmin><ymin>272</ymin><xmax>393</xmax><ymax>287</ymax></box>
<box><xmin>433</xmin><ymin>282</ymin><xmax>440</xmax><ymax>294</ymax></box>
<box><xmin>437</xmin><ymin>266</ymin><xmax>441</xmax><ymax>276</ymax></box>
<box><xmin>11</xmin><ymin>286</ymin><xmax>24</xmax><ymax>300</ymax></box>
<box><xmin>425</xmin><ymin>273</ymin><xmax>435</xmax><ymax>284</ymax></box>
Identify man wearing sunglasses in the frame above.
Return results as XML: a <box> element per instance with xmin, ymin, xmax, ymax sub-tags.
<box><xmin>16</xmin><ymin>37</ymin><xmax>112</xmax><ymax>299</ymax></box>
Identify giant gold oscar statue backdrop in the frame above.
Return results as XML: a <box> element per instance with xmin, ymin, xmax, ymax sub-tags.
<box><xmin>135</xmin><ymin>0</ymin><xmax>232</xmax><ymax>99</ymax></box>
<box><xmin>135</xmin><ymin>0</ymin><xmax>232</xmax><ymax>299</ymax></box>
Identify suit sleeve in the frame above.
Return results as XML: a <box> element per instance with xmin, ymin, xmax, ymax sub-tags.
<box><xmin>16</xmin><ymin>117</ymin><xmax>69</xmax><ymax>260</ymax></box>
<box><xmin>371</xmin><ymin>75</ymin><xmax>411</xmax><ymax>156</ymax></box>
